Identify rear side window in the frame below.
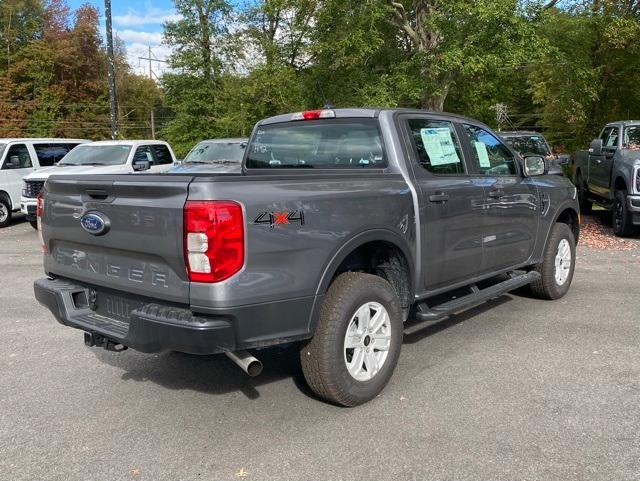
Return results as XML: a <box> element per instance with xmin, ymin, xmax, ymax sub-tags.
<box><xmin>152</xmin><ymin>145</ymin><xmax>174</xmax><ymax>165</ymax></box>
<box><xmin>246</xmin><ymin>119</ymin><xmax>385</xmax><ymax>169</ymax></box>
<box><xmin>33</xmin><ymin>143</ymin><xmax>72</xmax><ymax>167</ymax></box>
<box><xmin>2</xmin><ymin>144</ymin><xmax>31</xmax><ymax>169</ymax></box>
<box><xmin>406</xmin><ymin>119</ymin><xmax>465</xmax><ymax>175</ymax></box>
<box><xmin>463</xmin><ymin>124</ymin><xmax>517</xmax><ymax>176</ymax></box>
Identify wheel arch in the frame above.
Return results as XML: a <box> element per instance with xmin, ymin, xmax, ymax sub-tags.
<box><xmin>308</xmin><ymin>229</ymin><xmax>415</xmax><ymax>333</ymax></box>
<box><xmin>553</xmin><ymin>203</ymin><xmax>580</xmax><ymax>244</ymax></box>
<box><xmin>0</xmin><ymin>190</ymin><xmax>12</xmax><ymax>209</ymax></box>
<box><xmin>613</xmin><ymin>175</ymin><xmax>627</xmax><ymax>193</ymax></box>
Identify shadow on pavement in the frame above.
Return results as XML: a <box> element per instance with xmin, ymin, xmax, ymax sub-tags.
<box><xmin>90</xmin><ymin>295</ymin><xmax>514</xmax><ymax>400</ymax></box>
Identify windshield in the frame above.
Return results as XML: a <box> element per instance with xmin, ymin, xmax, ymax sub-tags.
<box><xmin>58</xmin><ymin>145</ymin><xmax>131</xmax><ymax>166</ymax></box>
<box><xmin>184</xmin><ymin>141</ymin><xmax>246</xmax><ymax>163</ymax></box>
<box><xmin>246</xmin><ymin>119</ymin><xmax>385</xmax><ymax>169</ymax></box>
<box><xmin>0</xmin><ymin>143</ymin><xmax>5</xmax><ymax>159</ymax></box>
<box><xmin>624</xmin><ymin>126</ymin><xmax>640</xmax><ymax>150</ymax></box>
<box><xmin>502</xmin><ymin>135</ymin><xmax>551</xmax><ymax>157</ymax></box>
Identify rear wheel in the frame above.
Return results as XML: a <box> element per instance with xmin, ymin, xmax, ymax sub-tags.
<box><xmin>29</xmin><ymin>219</ymin><xmax>38</xmax><ymax>230</ymax></box>
<box><xmin>576</xmin><ymin>173</ymin><xmax>592</xmax><ymax>214</ymax></box>
<box><xmin>300</xmin><ymin>272</ymin><xmax>403</xmax><ymax>406</ymax></box>
<box><xmin>0</xmin><ymin>198</ymin><xmax>11</xmax><ymax>228</ymax></box>
<box><xmin>529</xmin><ymin>223</ymin><xmax>576</xmax><ymax>300</ymax></box>
<box><xmin>612</xmin><ymin>190</ymin><xmax>637</xmax><ymax>237</ymax></box>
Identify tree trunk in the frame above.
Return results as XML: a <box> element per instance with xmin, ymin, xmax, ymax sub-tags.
<box><xmin>420</xmin><ymin>80</ymin><xmax>451</xmax><ymax>112</ymax></box>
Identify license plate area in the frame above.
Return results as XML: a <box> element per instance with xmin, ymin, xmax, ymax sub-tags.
<box><xmin>92</xmin><ymin>291</ymin><xmax>145</xmax><ymax>324</ymax></box>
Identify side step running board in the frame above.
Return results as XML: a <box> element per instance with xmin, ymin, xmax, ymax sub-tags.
<box><xmin>406</xmin><ymin>271</ymin><xmax>541</xmax><ymax>335</ymax></box>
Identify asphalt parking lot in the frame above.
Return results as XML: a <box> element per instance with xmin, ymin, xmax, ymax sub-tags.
<box><xmin>1</xmin><ymin>215</ymin><xmax>639</xmax><ymax>481</ymax></box>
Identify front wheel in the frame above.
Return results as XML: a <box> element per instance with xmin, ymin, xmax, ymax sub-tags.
<box><xmin>612</xmin><ymin>190</ymin><xmax>637</xmax><ymax>237</ymax></box>
<box><xmin>300</xmin><ymin>272</ymin><xmax>403</xmax><ymax>407</ymax></box>
<box><xmin>529</xmin><ymin>223</ymin><xmax>576</xmax><ymax>300</ymax></box>
<box><xmin>29</xmin><ymin>219</ymin><xmax>38</xmax><ymax>230</ymax></box>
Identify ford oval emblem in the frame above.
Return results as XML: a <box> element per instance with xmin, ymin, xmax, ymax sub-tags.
<box><xmin>80</xmin><ymin>212</ymin><xmax>110</xmax><ymax>236</ymax></box>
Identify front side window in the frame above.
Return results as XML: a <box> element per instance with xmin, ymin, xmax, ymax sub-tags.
<box><xmin>59</xmin><ymin>145</ymin><xmax>131</xmax><ymax>166</ymax></box>
<box><xmin>463</xmin><ymin>125</ymin><xmax>517</xmax><ymax>176</ymax></box>
<box><xmin>246</xmin><ymin>119</ymin><xmax>385</xmax><ymax>169</ymax></box>
<box><xmin>34</xmin><ymin>144</ymin><xmax>72</xmax><ymax>167</ymax></box>
<box><xmin>2</xmin><ymin>144</ymin><xmax>31</xmax><ymax>169</ymax></box>
<box><xmin>133</xmin><ymin>146</ymin><xmax>154</xmax><ymax>164</ymax></box>
<box><xmin>406</xmin><ymin>119</ymin><xmax>465</xmax><ymax>175</ymax></box>
<box><xmin>152</xmin><ymin>145</ymin><xmax>174</xmax><ymax>165</ymax></box>
<box><xmin>600</xmin><ymin>127</ymin><xmax>619</xmax><ymax>148</ymax></box>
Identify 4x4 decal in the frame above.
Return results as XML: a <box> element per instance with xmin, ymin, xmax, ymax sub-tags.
<box><xmin>254</xmin><ymin>210</ymin><xmax>305</xmax><ymax>228</ymax></box>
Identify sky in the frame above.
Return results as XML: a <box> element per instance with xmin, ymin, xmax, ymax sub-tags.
<box><xmin>67</xmin><ymin>0</ymin><xmax>178</xmax><ymax>76</ymax></box>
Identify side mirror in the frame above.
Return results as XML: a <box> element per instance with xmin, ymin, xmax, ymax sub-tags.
<box><xmin>557</xmin><ymin>154</ymin><xmax>570</xmax><ymax>165</ymax></box>
<box><xmin>588</xmin><ymin>138</ymin><xmax>603</xmax><ymax>156</ymax></box>
<box><xmin>132</xmin><ymin>160</ymin><xmax>150</xmax><ymax>171</ymax></box>
<box><xmin>524</xmin><ymin>156</ymin><xmax>546</xmax><ymax>176</ymax></box>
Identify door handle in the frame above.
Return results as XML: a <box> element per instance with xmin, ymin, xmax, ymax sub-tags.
<box><xmin>428</xmin><ymin>192</ymin><xmax>450</xmax><ymax>203</ymax></box>
<box><xmin>594</xmin><ymin>158</ymin><xmax>602</xmax><ymax>164</ymax></box>
<box><xmin>488</xmin><ymin>189</ymin><xmax>505</xmax><ymax>199</ymax></box>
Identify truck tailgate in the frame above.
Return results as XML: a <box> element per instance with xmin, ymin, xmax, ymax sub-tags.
<box><xmin>42</xmin><ymin>175</ymin><xmax>192</xmax><ymax>304</ymax></box>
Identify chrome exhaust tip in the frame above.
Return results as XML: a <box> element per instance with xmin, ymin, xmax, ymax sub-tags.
<box><xmin>225</xmin><ymin>350</ymin><xmax>263</xmax><ymax>377</ymax></box>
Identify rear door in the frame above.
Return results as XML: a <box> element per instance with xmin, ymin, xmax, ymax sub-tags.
<box><xmin>460</xmin><ymin>124</ymin><xmax>539</xmax><ymax>272</ymax></box>
<box><xmin>401</xmin><ymin>115</ymin><xmax>486</xmax><ymax>290</ymax></box>
<box><xmin>589</xmin><ymin>126</ymin><xmax>618</xmax><ymax>197</ymax></box>
<box><xmin>42</xmin><ymin>175</ymin><xmax>193</xmax><ymax>304</ymax></box>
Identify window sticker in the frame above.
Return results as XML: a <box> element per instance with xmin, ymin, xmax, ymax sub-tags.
<box><xmin>474</xmin><ymin>141</ymin><xmax>491</xmax><ymax>168</ymax></box>
<box><xmin>420</xmin><ymin>128</ymin><xmax>460</xmax><ymax>166</ymax></box>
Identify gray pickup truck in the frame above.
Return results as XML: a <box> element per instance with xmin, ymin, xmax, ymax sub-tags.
<box><xmin>34</xmin><ymin>108</ymin><xmax>580</xmax><ymax>406</ymax></box>
<box><xmin>573</xmin><ymin>121</ymin><xmax>640</xmax><ymax>236</ymax></box>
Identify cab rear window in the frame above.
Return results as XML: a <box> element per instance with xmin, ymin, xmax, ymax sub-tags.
<box><xmin>245</xmin><ymin>119</ymin><xmax>386</xmax><ymax>169</ymax></box>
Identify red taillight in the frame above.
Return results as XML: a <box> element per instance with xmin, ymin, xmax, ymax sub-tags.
<box><xmin>291</xmin><ymin>109</ymin><xmax>336</xmax><ymax>121</ymax></box>
<box><xmin>36</xmin><ymin>194</ymin><xmax>46</xmax><ymax>253</ymax></box>
<box><xmin>183</xmin><ymin>201</ymin><xmax>244</xmax><ymax>283</ymax></box>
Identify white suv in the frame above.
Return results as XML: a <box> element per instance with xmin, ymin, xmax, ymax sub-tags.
<box><xmin>0</xmin><ymin>138</ymin><xmax>87</xmax><ymax>227</ymax></box>
<box><xmin>21</xmin><ymin>140</ymin><xmax>179</xmax><ymax>228</ymax></box>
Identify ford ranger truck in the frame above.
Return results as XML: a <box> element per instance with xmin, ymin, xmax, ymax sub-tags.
<box><xmin>573</xmin><ymin>121</ymin><xmax>640</xmax><ymax>236</ymax></box>
<box><xmin>34</xmin><ymin>109</ymin><xmax>580</xmax><ymax>406</ymax></box>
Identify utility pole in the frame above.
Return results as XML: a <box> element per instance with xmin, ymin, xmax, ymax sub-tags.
<box><xmin>138</xmin><ymin>46</ymin><xmax>168</xmax><ymax>139</ymax></box>
<box><xmin>105</xmin><ymin>0</ymin><xmax>118</xmax><ymax>139</ymax></box>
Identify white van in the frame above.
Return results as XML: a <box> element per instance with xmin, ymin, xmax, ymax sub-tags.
<box><xmin>0</xmin><ymin>138</ymin><xmax>87</xmax><ymax>227</ymax></box>
<box><xmin>20</xmin><ymin>140</ymin><xmax>178</xmax><ymax>228</ymax></box>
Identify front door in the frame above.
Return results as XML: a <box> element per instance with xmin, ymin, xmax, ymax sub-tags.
<box><xmin>589</xmin><ymin>126</ymin><xmax>618</xmax><ymax>198</ymax></box>
<box><xmin>0</xmin><ymin>143</ymin><xmax>35</xmax><ymax>207</ymax></box>
<box><xmin>402</xmin><ymin>116</ymin><xmax>487</xmax><ymax>291</ymax></box>
<box><xmin>460</xmin><ymin>124</ymin><xmax>539</xmax><ymax>272</ymax></box>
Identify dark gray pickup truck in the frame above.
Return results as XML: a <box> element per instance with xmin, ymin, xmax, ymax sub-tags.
<box><xmin>573</xmin><ymin>121</ymin><xmax>640</xmax><ymax>236</ymax></box>
<box><xmin>34</xmin><ymin>108</ymin><xmax>580</xmax><ymax>406</ymax></box>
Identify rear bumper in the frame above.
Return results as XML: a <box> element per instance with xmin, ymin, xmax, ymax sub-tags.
<box><xmin>34</xmin><ymin>277</ymin><xmax>316</xmax><ymax>355</ymax></box>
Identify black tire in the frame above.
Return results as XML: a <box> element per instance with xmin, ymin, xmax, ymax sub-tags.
<box><xmin>29</xmin><ymin>219</ymin><xmax>38</xmax><ymax>230</ymax></box>
<box><xmin>576</xmin><ymin>173</ymin><xmax>592</xmax><ymax>215</ymax></box>
<box><xmin>0</xmin><ymin>197</ymin><xmax>12</xmax><ymax>228</ymax></box>
<box><xmin>529</xmin><ymin>223</ymin><xmax>576</xmax><ymax>300</ymax></box>
<box><xmin>612</xmin><ymin>190</ymin><xmax>637</xmax><ymax>237</ymax></box>
<box><xmin>300</xmin><ymin>272</ymin><xmax>403</xmax><ymax>407</ymax></box>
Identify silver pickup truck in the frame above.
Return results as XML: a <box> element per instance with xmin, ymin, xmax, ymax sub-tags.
<box><xmin>573</xmin><ymin>121</ymin><xmax>640</xmax><ymax>236</ymax></box>
<box><xmin>34</xmin><ymin>108</ymin><xmax>580</xmax><ymax>406</ymax></box>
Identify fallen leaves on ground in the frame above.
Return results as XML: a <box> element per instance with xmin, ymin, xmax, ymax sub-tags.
<box><xmin>580</xmin><ymin>214</ymin><xmax>637</xmax><ymax>250</ymax></box>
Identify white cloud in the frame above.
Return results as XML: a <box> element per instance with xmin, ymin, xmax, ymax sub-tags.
<box><xmin>116</xmin><ymin>30</ymin><xmax>163</xmax><ymax>45</ymax></box>
<box><xmin>113</xmin><ymin>7</ymin><xmax>180</xmax><ymax>27</ymax></box>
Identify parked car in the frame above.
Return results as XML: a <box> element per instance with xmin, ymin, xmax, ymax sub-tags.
<box><xmin>573</xmin><ymin>121</ymin><xmax>640</xmax><ymax>236</ymax></box>
<box><xmin>169</xmin><ymin>138</ymin><xmax>248</xmax><ymax>174</ymax></box>
<box><xmin>34</xmin><ymin>108</ymin><xmax>580</xmax><ymax>406</ymax></box>
<box><xmin>21</xmin><ymin>140</ymin><xmax>178</xmax><ymax>228</ymax></box>
<box><xmin>498</xmin><ymin>131</ymin><xmax>569</xmax><ymax>174</ymax></box>
<box><xmin>0</xmin><ymin>138</ymin><xmax>87</xmax><ymax>228</ymax></box>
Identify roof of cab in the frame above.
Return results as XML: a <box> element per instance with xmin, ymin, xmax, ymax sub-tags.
<box><xmin>498</xmin><ymin>131</ymin><xmax>546</xmax><ymax>137</ymax></box>
<box><xmin>605</xmin><ymin>120</ymin><xmax>640</xmax><ymax>127</ymax></box>
<box><xmin>77</xmin><ymin>140</ymin><xmax>172</xmax><ymax>147</ymax></box>
<box><xmin>257</xmin><ymin>108</ymin><xmax>483</xmax><ymax>126</ymax></box>
<box><xmin>0</xmin><ymin>138</ymin><xmax>88</xmax><ymax>143</ymax></box>
<box><xmin>196</xmin><ymin>138</ymin><xmax>248</xmax><ymax>143</ymax></box>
